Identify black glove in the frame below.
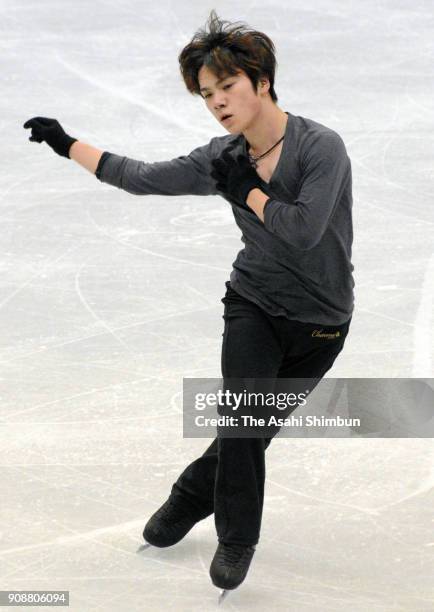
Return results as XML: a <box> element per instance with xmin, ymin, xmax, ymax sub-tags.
<box><xmin>210</xmin><ymin>143</ymin><xmax>263</xmax><ymax>212</ymax></box>
<box><xmin>23</xmin><ymin>117</ymin><xmax>78</xmax><ymax>159</ymax></box>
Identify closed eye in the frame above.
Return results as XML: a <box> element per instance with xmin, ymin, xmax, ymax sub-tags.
<box><xmin>203</xmin><ymin>84</ymin><xmax>233</xmax><ymax>99</ymax></box>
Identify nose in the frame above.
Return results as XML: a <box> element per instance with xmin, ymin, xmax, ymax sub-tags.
<box><xmin>213</xmin><ymin>92</ymin><xmax>227</xmax><ymax>110</ymax></box>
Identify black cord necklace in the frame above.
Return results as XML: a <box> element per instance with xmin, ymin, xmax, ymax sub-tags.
<box><xmin>247</xmin><ymin>134</ymin><xmax>285</xmax><ymax>168</ymax></box>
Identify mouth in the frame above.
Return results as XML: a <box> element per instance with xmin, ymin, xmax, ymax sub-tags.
<box><xmin>221</xmin><ymin>114</ymin><xmax>233</xmax><ymax>123</ymax></box>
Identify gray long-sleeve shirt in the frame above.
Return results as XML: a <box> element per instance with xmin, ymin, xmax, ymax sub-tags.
<box><xmin>95</xmin><ymin>110</ymin><xmax>355</xmax><ymax>325</ymax></box>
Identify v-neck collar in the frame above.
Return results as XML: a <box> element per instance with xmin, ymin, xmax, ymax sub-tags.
<box><xmin>241</xmin><ymin>111</ymin><xmax>290</xmax><ymax>186</ymax></box>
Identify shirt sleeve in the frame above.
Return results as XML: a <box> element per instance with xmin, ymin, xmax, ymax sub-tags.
<box><xmin>263</xmin><ymin>131</ymin><xmax>351</xmax><ymax>250</ymax></box>
<box><xmin>95</xmin><ymin>137</ymin><xmax>220</xmax><ymax>197</ymax></box>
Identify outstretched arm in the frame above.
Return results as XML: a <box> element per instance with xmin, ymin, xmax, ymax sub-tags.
<box><xmin>23</xmin><ymin>116</ymin><xmax>219</xmax><ymax>197</ymax></box>
<box><xmin>95</xmin><ymin>138</ymin><xmax>219</xmax><ymax>197</ymax></box>
<box><xmin>70</xmin><ymin>141</ymin><xmax>104</xmax><ymax>174</ymax></box>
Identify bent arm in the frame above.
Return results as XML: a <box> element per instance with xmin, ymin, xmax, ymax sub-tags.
<box><xmin>261</xmin><ymin>132</ymin><xmax>351</xmax><ymax>250</ymax></box>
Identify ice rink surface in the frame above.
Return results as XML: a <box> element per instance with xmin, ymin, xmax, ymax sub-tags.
<box><xmin>1</xmin><ymin>0</ymin><xmax>434</xmax><ymax>610</ymax></box>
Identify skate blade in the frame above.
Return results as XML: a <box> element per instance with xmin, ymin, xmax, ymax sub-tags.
<box><xmin>218</xmin><ymin>589</ymin><xmax>229</xmax><ymax>605</ymax></box>
<box><xmin>136</xmin><ymin>542</ymin><xmax>152</xmax><ymax>553</ymax></box>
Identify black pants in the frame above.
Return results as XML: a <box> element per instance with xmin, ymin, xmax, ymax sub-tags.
<box><xmin>170</xmin><ymin>282</ymin><xmax>352</xmax><ymax>545</ymax></box>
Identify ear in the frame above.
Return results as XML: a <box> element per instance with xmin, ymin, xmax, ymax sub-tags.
<box><xmin>258</xmin><ymin>77</ymin><xmax>270</xmax><ymax>94</ymax></box>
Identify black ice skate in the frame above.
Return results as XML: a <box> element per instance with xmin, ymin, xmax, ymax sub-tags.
<box><xmin>209</xmin><ymin>542</ymin><xmax>256</xmax><ymax>603</ymax></box>
<box><xmin>137</xmin><ymin>496</ymin><xmax>201</xmax><ymax>550</ymax></box>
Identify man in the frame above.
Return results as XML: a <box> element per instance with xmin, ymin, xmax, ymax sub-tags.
<box><xmin>23</xmin><ymin>10</ymin><xmax>354</xmax><ymax>600</ymax></box>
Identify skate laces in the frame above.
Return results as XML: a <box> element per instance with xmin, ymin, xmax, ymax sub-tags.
<box><xmin>219</xmin><ymin>543</ymin><xmax>254</xmax><ymax>566</ymax></box>
<box><xmin>158</xmin><ymin>498</ymin><xmax>191</xmax><ymax>524</ymax></box>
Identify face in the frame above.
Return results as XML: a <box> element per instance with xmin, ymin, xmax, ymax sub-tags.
<box><xmin>198</xmin><ymin>64</ymin><xmax>269</xmax><ymax>133</ymax></box>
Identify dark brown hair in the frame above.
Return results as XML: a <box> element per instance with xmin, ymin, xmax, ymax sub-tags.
<box><xmin>178</xmin><ymin>10</ymin><xmax>278</xmax><ymax>103</ymax></box>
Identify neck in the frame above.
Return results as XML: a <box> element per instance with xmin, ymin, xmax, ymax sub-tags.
<box><xmin>243</xmin><ymin>105</ymin><xmax>288</xmax><ymax>156</ymax></box>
